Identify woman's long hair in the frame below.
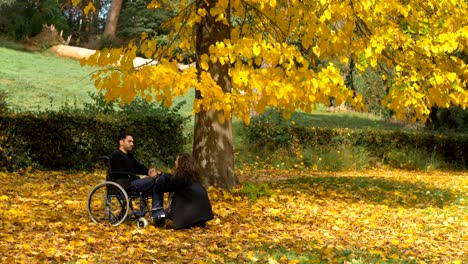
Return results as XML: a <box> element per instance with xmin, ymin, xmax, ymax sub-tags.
<box><xmin>173</xmin><ymin>153</ymin><xmax>201</xmax><ymax>184</ymax></box>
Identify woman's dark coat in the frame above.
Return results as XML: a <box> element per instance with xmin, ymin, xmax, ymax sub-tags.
<box><xmin>155</xmin><ymin>174</ymin><xmax>213</xmax><ymax>230</ymax></box>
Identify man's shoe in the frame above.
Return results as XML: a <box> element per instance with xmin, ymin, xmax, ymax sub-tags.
<box><xmin>151</xmin><ymin>208</ymin><xmax>166</xmax><ymax>221</ymax></box>
<box><xmin>151</xmin><ymin>209</ymin><xmax>166</xmax><ymax>227</ymax></box>
<box><xmin>153</xmin><ymin>218</ymin><xmax>165</xmax><ymax>227</ymax></box>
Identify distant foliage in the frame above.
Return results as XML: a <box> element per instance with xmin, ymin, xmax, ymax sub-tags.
<box><xmin>23</xmin><ymin>24</ymin><xmax>69</xmax><ymax>51</ymax></box>
<box><xmin>353</xmin><ymin>67</ymin><xmax>391</xmax><ymax>117</ymax></box>
<box><xmin>428</xmin><ymin>106</ymin><xmax>468</xmax><ymax>133</ymax></box>
<box><xmin>95</xmin><ymin>34</ymin><xmax>123</xmax><ymax>49</ymax></box>
<box><xmin>117</xmin><ymin>0</ymin><xmax>172</xmax><ymax>40</ymax></box>
<box><xmin>0</xmin><ymin>0</ymin><xmax>69</xmax><ymax>40</ymax></box>
<box><xmin>0</xmin><ymin>0</ymin><xmax>14</xmax><ymax>7</ymax></box>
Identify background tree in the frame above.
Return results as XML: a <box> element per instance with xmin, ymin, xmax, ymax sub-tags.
<box><xmin>0</xmin><ymin>0</ymin><xmax>106</xmax><ymax>45</ymax></box>
<box><xmin>79</xmin><ymin>0</ymin><xmax>468</xmax><ymax>188</ymax></box>
<box><xmin>63</xmin><ymin>0</ymin><xmax>105</xmax><ymax>47</ymax></box>
<box><xmin>117</xmin><ymin>0</ymin><xmax>172</xmax><ymax>45</ymax></box>
<box><xmin>103</xmin><ymin>0</ymin><xmax>123</xmax><ymax>39</ymax></box>
<box><xmin>0</xmin><ymin>0</ymin><xmax>14</xmax><ymax>7</ymax></box>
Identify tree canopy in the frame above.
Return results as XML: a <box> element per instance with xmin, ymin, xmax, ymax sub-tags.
<box><xmin>81</xmin><ymin>0</ymin><xmax>467</xmax><ymax>124</ymax></box>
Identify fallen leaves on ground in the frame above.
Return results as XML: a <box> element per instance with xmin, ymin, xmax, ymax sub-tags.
<box><xmin>0</xmin><ymin>167</ymin><xmax>466</xmax><ymax>263</ymax></box>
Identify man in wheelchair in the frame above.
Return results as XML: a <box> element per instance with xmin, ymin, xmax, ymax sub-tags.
<box><xmin>109</xmin><ymin>132</ymin><xmax>166</xmax><ymax>224</ymax></box>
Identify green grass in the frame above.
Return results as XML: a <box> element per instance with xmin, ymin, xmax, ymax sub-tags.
<box><xmin>0</xmin><ymin>36</ymin><xmax>25</xmax><ymax>50</ymax></box>
<box><xmin>0</xmin><ymin>46</ymin><xmax>197</xmax><ymax>123</ymax></box>
<box><xmin>0</xmin><ymin>47</ymin><xmax>101</xmax><ymax>111</ymax></box>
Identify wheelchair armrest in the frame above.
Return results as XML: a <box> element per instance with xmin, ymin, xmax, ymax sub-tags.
<box><xmin>107</xmin><ymin>172</ymin><xmax>133</xmax><ymax>190</ymax></box>
<box><xmin>107</xmin><ymin>172</ymin><xmax>131</xmax><ymax>181</ymax></box>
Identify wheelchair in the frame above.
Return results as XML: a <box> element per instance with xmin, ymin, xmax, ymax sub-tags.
<box><xmin>86</xmin><ymin>156</ymin><xmax>151</xmax><ymax>228</ymax></box>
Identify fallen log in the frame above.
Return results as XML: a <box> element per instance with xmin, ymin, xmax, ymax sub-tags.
<box><xmin>49</xmin><ymin>44</ymin><xmax>194</xmax><ymax>70</ymax></box>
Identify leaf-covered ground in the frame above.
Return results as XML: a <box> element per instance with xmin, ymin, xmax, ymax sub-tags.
<box><xmin>0</xmin><ymin>167</ymin><xmax>466</xmax><ymax>263</ymax></box>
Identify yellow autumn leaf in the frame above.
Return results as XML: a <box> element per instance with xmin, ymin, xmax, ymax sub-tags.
<box><xmin>83</xmin><ymin>2</ymin><xmax>96</xmax><ymax>15</ymax></box>
<box><xmin>268</xmin><ymin>258</ymin><xmax>279</xmax><ymax>264</ymax></box>
<box><xmin>447</xmin><ymin>72</ymin><xmax>457</xmax><ymax>82</ymax></box>
<box><xmin>248</xmin><ymin>233</ymin><xmax>259</xmax><ymax>239</ymax></box>
<box><xmin>200</xmin><ymin>54</ymin><xmax>209</xmax><ymax>71</ymax></box>
<box><xmin>253</xmin><ymin>45</ymin><xmax>261</xmax><ymax>57</ymax></box>
<box><xmin>179</xmin><ymin>39</ymin><xmax>190</xmax><ymax>50</ymax></box>
<box><xmin>198</xmin><ymin>8</ymin><xmax>207</xmax><ymax>17</ymax></box>
<box><xmin>147</xmin><ymin>0</ymin><xmax>161</xmax><ymax>9</ymax></box>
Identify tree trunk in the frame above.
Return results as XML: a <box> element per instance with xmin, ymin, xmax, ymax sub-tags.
<box><xmin>193</xmin><ymin>0</ymin><xmax>239</xmax><ymax>189</ymax></box>
<box><xmin>103</xmin><ymin>0</ymin><xmax>123</xmax><ymax>38</ymax></box>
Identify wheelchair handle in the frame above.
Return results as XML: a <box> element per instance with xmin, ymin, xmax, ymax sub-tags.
<box><xmin>97</xmin><ymin>156</ymin><xmax>110</xmax><ymax>166</ymax></box>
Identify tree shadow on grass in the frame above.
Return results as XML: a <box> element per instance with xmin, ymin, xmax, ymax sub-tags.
<box><xmin>246</xmin><ymin>242</ymin><xmax>419</xmax><ymax>264</ymax></box>
<box><xmin>271</xmin><ymin>175</ymin><xmax>463</xmax><ymax>209</ymax></box>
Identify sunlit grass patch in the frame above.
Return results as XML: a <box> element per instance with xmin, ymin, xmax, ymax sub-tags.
<box><xmin>275</xmin><ymin>174</ymin><xmax>462</xmax><ymax>209</ymax></box>
<box><xmin>249</xmin><ymin>243</ymin><xmax>421</xmax><ymax>264</ymax></box>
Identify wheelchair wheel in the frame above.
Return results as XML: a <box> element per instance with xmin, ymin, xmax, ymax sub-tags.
<box><xmin>87</xmin><ymin>181</ymin><xmax>129</xmax><ymax>226</ymax></box>
<box><xmin>137</xmin><ymin>217</ymin><xmax>149</xmax><ymax>229</ymax></box>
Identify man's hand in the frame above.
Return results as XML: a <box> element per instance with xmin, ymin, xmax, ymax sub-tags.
<box><xmin>148</xmin><ymin>168</ymin><xmax>160</xmax><ymax>178</ymax></box>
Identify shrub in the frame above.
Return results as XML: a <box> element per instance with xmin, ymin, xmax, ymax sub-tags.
<box><xmin>385</xmin><ymin>148</ymin><xmax>447</xmax><ymax>170</ymax></box>
<box><xmin>305</xmin><ymin>145</ymin><xmax>374</xmax><ymax>171</ymax></box>
<box><xmin>239</xmin><ymin>182</ymin><xmax>271</xmax><ymax>201</ymax></box>
<box><xmin>83</xmin><ymin>92</ymin><xmax>117</xmax><ymax>114</ymax></box>
<box><xmin>242</xmin><ymin>109</ymin><xmax>294</xmax><ymax>151</ymax></box>
<box><xmin>0</xmin><ymin>126</ymin><xmax>35</xmax><ymax>171</ymax></box>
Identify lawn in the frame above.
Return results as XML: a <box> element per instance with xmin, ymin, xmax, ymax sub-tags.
<box><xmin>0</xmin><ymin>47</ymin><xmax>195</xmax><ymax>116</ymax></box>
<box><xmin>0</xmin><ymin>167</ymin><xmax>466</xmax><ymax>263</ymax></box>
<box><xmin>0</xmin><ymin>47</ymin><xmax>97</xmax><ymax>111</ymax></box>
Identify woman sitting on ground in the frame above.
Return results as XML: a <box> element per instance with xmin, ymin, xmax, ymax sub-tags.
<box><xmin>154</xmin><ymin>153</ymin><xmax>213</xmax><ymax>229</ymax></box>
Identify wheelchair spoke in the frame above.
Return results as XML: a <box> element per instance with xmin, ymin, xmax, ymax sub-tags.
<box><xmin>87</xmin><ymin>181</ymin><xmax>129</xmax><ymax>226</ymax></box>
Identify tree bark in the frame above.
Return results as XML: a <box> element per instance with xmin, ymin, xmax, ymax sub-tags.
<box><xmin>103</xmin><ymin>0</ymin><xmax>123</xmax><ymax>38</ymax></box>
<box><xmin>193</xmin><ymin>0</ymin><xmax>239</xmax><ymax>188</ymax></box>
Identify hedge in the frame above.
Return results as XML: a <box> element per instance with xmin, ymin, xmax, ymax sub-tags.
<box><xmin>292</xmin><ymin>127</ymin><xmax>468</xmax><ymax>167</ymax></box>
<box><xmin>0</xmin><ymin>109</ymin><xmax>189</xmax><ymax>171</ymax></box>
<box><xmin>244</xmin><ymin>114</ymin><xmax>468</xmax><ymax>169</ymax></box>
